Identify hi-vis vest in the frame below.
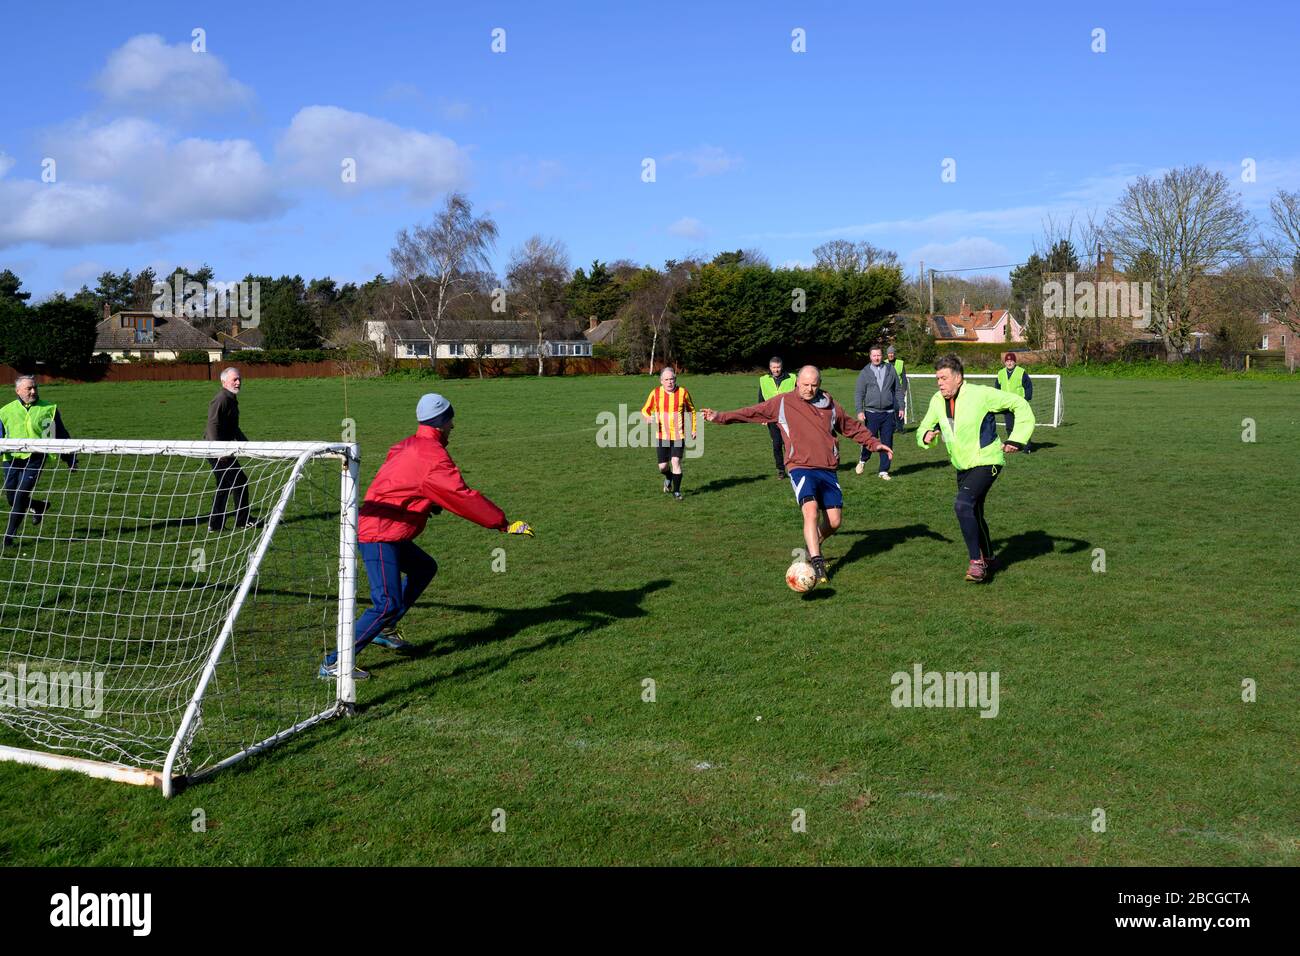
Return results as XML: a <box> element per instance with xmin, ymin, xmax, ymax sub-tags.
<box><xmin>892</xmin><ymin>358</ymin><xmax>905</xmax><ymax>379</ymax></box>
<box><xmin>0</xmin><ymin>399</ymin><xmax>58</xmax><ymax>461</ymax></box>
<box><xmin>759</xmin><ymin>373</ymin><xmax>796</xmax><ymax>400</ymax></box>
<box><xmin>997</xmin><ymin>365</ymin><xmax>1026</xmax><ymax>398</ymax></box>
<box><xmin>916</xmin><ymin>383</ymin><xmax>1034</xmax><ymax>471</ymax></box>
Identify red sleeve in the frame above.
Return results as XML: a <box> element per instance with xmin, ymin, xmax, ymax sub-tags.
<box><xmin>714</xmin><ymin>396</ymin><xmax>781</xmax><ymax>425</ymax></box>
<box><xmin>420</xmin><ymin>454</ymin><xmax>508</xmax><ymax>531</ymax></box>
<box><xmin>835</xmin><ymin>400</ymin><xmax>882</xmax><ymax>451</ymax></box>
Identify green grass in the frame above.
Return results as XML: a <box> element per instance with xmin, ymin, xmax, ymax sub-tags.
<box><xmin>0</xmin><ymin>371</ymin><xmax>1296</xmax><ymax>865</ymax></box>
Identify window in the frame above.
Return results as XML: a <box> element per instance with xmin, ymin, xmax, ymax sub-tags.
<box><xmin>447</xmin><ymin>342</ymin><xmax>464</xmax><ymax>356</ymax></box>
<box><xmin>1262</xmin><ymin>336</ymin><xmax>1269</xmax><ymax>350</ymax></box>
<box><xmin>554</xmin><ymin>343</ymin><xmax>569</xmax><ymax>356</ymax></box>
<box><xmin>409</xmin><ymin>341</ymin><xmax>430</xmax><ymax>358</ymax></box>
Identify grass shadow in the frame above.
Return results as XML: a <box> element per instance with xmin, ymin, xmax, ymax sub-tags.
<box><xmin>832</xmin><ymin>523</ymin><xmax>953</xmax><ymax>572</ymax></box>
<box><xmin>361</xmin><ymin>578</ymin><xmax>674</xmax><ymax>706</ymax></box>
<box><xmin>992</xmin><ymin>529</ymin><xmax>1091</xmax><ymax>570</ymax></box>
<box><xmin>693</xmin><ymin>475</ymin><xmax>770</xmax><ymax>495</ymax></box>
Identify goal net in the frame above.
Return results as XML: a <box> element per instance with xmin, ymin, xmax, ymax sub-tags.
<box><xmin>904</xmin><ymin>374</ymin><xmax>1063</xmax><ymax>428</ymax></box>
<box><xmin>0</xmin><ymin>438</ymin><xmax>358</xmax><ymax>797</ymax></box>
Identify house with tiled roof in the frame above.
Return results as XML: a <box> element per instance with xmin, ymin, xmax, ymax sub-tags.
<box><xmin>930</xmin><ymin>301</ymin><xmax>1025</xmax><ymax>343</ymax></box>
<box><xmin>93</xmin><ymin>306</ymin><xmax>223</xmax><ymax>362</ymax></box>
<box><xmin>583</xmin><ymin>316</ymin><xmax>621</xmax><ymax>346</ymax></box>
<box><xmin>213</xmin><ymin>318</ymin><xmax>265</xmax><ymax>354</ymax></box>
<box><xmin>365</xmin><ymin>318</ymin><xmax>592</xmax><ymax>359</ymax></box>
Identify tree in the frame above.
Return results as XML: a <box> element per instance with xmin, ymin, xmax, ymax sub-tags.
<box><xmin>1009</xmin><ymin>252</ymin><xmax>1046</xmax><ymax>347</ymax></box>
<box><xmin>506</xmin><ymin>235</ymin><xmax>570</xmax><ymax>375</ymax></box>
<box><xmin>812</xmin><ymin>240</ymin><xmax>900</xmax><ymax>272</ymax></box>
<box><xmin>389</xmin><ymin>192</ymin><xmax>498</xmax><ymax>371</ymax></box>
<box><xmin>261</xmin><ymin>283</ymin><xmax>320</xmax><ymax>349</ymax></box>
<box><xmin>95</xmin><ymin>270</ymin><xmax>134</xmax><ymax>316</ymax></box>
<box><xmin>566</xmin><ymin>260</ymin><xmax>629</xmax><ymax>326</ymax></box>
<box><xmin>1104</xmin><ymin>165</ymin><xmax>1255</xmax><ymax>359</ymax></box>
<box><xmin>0</xmin><ymin>269</ymin><xmax>31</xmax><ymax>305</ymax></box>
<box><xmin>618</xmin><ymin>263</ymin><xmax>691</xmax><ymax>372</ymax></box>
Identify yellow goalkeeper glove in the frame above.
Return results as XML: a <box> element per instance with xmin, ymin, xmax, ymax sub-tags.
<box><xmin>507</xmin><ymin>520</ymin><xmax>535</xmax><ymax>537</ymax></box>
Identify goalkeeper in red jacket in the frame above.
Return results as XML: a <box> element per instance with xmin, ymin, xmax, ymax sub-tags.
<box><xmin>320</xmin><ymin>393</ymin><xmax>534</xmax><ymax>680</ymax></box>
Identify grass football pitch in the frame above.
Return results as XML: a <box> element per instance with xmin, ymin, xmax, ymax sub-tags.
<box><xmin>0</xmin><ymin>370</ymin><xmax>1296</xmax><ymax>866</ymax></box>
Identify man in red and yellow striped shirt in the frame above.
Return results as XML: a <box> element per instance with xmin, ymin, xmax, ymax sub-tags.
<box><xmin>641</xmin><ymin>366</ymin><xmax>696</xmax><ymax>500</ymax></box>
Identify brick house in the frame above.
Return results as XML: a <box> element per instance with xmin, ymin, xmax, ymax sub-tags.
<box><xmin>930</xmin><ymin>300</ymin><xmax>1025</xmax><ymax>343</ymax></box>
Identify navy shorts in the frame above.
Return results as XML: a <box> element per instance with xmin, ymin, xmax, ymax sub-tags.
<box><xmin>788</xmin><ymin>467</ymin><xmax>842</xmax><ymax>509</ymax></box>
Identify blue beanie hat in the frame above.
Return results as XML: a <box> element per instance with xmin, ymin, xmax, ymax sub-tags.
<box><xmin>416</xmin><ymin>393</ymin><xmax>453</xmax><ymax>426</ymax></box>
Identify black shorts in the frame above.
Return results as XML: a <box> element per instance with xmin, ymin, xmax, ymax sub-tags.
<box><xmin>655</xmin><ymin>439</ymin><xmax>685</xmax><ymax>464</ymax></box>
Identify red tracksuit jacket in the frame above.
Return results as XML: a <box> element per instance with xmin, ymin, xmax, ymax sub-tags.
<box><xmin>358</xmin><ymin>424</ymin><xmax>507</xmax><ymax>543</ymax></box>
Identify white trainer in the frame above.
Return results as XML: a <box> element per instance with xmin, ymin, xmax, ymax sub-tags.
<box><xmin>879</xmin><ymin>472</ymin><xmax>892</xmax><ymax>481</ymax></box>
<box><xmin>854</xmin><ymin>461</ymin><xmax>865</xmax><ymax>475</ymax></box>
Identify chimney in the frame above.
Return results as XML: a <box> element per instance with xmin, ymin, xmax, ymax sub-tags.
<box><xmin>588</xmin><ymin>316</ymin><xmax>598</xmax><ymax>331</ymax></box>
<box><xmin>103</xmin><ymin>302</ymin><xmax>111</xmax><ymax>322</ymax></box>
<box><xmin>1102</xmin><ymin>250</ymin><xmax>1114</xmax><ymax>273</ymax></box>
<box><xmin>231</xmin><ymin>319</ymin><xmax>240</xmax><ymax>336</ymax></box>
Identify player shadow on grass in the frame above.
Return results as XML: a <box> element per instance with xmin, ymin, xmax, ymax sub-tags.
<box><xmin>990</xmin><ymin>529</ymin><xmax>1090</xmax><ymax>569</ymax></box>
<box><xmin>832</xmin><ymin>523</ymin><xmax>953</xmax><ymax>572</ymax></box>
<box><xmin>692</xmin><ymin>475</ymin><xmax>768</xmax><ymax>495</ymax></box>
<box><xmin>360</xmin><ymin>579</ymin><xmax>673</xmax><ymax>703</ymax></box>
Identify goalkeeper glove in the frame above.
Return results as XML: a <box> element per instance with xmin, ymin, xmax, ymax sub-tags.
<box><xmin>506</xmin><ymin>520</ymin><xmax>534</xmax><ymax>537</ymax></box>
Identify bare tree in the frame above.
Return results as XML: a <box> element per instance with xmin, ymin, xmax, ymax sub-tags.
<box><xmin>506</xmin><ymin>235</ymin><xmax>570</xmax><ymax>375</ymax></box>
<box><xmin>619</xmin><ymin>263</ymin><xmax>691</xmax><ymax>373</ymax></box>
<box><xmin>1260</xmin><ymin>189</ymin><xmax>1300</xmax><ymax>332</ymax></box>
<box><xmin>813</xmin><ymin>239</ymin><xmax>900</xmax><ymax>272</ymax></box>
<box><xmin>1104</xmin><ymin>166</ymin><xmax>1255</xmax><ymax>359</ymax></box>
<box><xmin>388</xmin><ymin>192</ymin><xmax>498</xmax><ymax>372</ymax></box>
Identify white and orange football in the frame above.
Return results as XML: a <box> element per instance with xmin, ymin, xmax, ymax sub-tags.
<box><xmin>785</xmin><ymin>560</ymin><xmax>817</xmax><ymax>593</ymax></box>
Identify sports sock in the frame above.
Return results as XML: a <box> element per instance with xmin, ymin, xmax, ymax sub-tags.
<box><xmin>671</xmin><ymin>472</ymin><xmax>682</xmax><ymax>493</ymax></box>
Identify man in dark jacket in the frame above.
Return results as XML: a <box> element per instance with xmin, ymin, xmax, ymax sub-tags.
<box><xmin>319</xmin><ymin>393</ymin><xmax>535</xmax><ymax>680</ymax></box>
<box><xmin>853</xmin><ymin>347</ymin><xmax>903</xmax><ymax>480</ymax></box>
<box><xmin>206</xmin><ymin>367</ymin><xmax>254</xmax><ymax>532</ymax></box>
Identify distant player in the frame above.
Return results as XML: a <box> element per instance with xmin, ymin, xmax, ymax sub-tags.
<box><xmin>757</xmin><ymin>355</ymin><xmax>796</xmax><ymax>478</ymax></box>
<box><xmin>917</xmin><ymin>354</ymin><xmax>1033</xmax><ymax>582</ymax></box>
<box><xmin>887</xmin><ymin>345</ymin><xmax>908</xmax><ymax>425</ymax></box>
<box><xmin>205</xmin><ymin>367</ymin><xmax>258</xmax><ymax>532</ymax></box>
<box><xmin>853</xmin><ymin>346</ymin><xmax>903</xmax><ymax>480</ymax></box>
<box><xmin>320</xmin><ymin>393</ymin><xmax>534</xmax><ymax>680</ymax></box>
<box><xmin>994</xmin><ymin>351</ymin><xmax>1034</xmax><ymax>452</ymax></box>
<box><xmin>702</xmin><ymin>365</ymin><xmax>891</xmax><ymax>585</ymax></box>
<box><xmin>0</xmin><ymin>375</ymin><xmax>76</xmax><ymax>549</ymax></box>
<box><xmin>640</xmin><ymin>367</ymin><xmax>696</xmax><ymax>500</ymax></box>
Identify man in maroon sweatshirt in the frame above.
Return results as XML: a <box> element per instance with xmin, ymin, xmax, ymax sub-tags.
<box><xmin>320</xmin><ymin>393</ymin><xmax>534</xmax><ymax>680</ymax></box>
<box><xmin>703</xmin><ymin>366</ymin><xmax>890</xmax><ymax>584</ymax></box>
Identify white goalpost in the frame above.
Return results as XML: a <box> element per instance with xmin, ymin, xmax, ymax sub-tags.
<box><xmin>0</xmin><ymin>438</ymin><xmax>359</xmax><ymax>797</ymax></box>
<box><xmin>904</xmin><ymin>374</ymin><xmax>1064</xmax><ymax>428</ymax></box>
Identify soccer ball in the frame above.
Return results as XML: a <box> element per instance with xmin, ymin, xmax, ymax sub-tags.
<box><xmin>785</xmin><ymin>560</ymin><xmax>817</xmax><ymax>593</ymax></box>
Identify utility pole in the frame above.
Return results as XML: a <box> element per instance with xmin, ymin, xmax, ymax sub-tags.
<box><xmin>928</xmin><ymin>268</ymin><xmax>935</xmax><ymax>315</ymax></box>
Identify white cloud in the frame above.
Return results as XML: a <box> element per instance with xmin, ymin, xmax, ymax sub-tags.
<box><xmin>665</xmin><ymin>145</ymin><xmax>742</xmax><ymax>177</ymax></box>
<box><xmin>279</xmin><ymin>106</ymin><xmax>470</xmax><ymax>201</ymax></box>
<box><xmin>0</xmin><ymin>152</ymin><xmax>14</xmax><ymax>178</ymax></box>
<box><xmin>0</xmin><ymin>119</ymin><xmax>284</xmax><ymax>248</ymax></box>
<box><xmin>668</xmin><ymin>216</ymin><xmax>707</xmax><ymax>240</ymax></box>
<box><xmin>905</xmin><ymin>237</ymin><xmax>1014</xmax><ymax>273</ymax></box>
<box><xmin>95</xmin><ymin>34</ymin><xmax>254</xmax><ymax>112</ymax></box>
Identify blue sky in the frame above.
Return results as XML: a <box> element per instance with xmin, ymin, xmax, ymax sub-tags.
<box><xmin>2</xmin><ymin>0</ymin><xmax>1297</xmax><ymax>299</ymax></box>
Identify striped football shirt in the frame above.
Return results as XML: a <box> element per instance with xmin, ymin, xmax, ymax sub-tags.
<box><xmin>641</xmin><ymin>385</ymin><xmax>697</xmax><ymax>441</ymax></box>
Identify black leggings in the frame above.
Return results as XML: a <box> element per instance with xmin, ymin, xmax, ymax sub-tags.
<box><xmin>954</xmin><ymin>465</ymin><xmax>998</xmax><ymax>560</ymax></box>
<box><xmin>209</xmin><ymin>457</ymin><xmax>250</xmax><ymax>530</ymax></box>
<box><xmin>767</xmin><ymin>424</ymin><xmax>785</xmax><ymax>472</ymax></box>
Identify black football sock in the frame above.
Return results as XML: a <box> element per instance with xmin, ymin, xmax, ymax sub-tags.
<box><xmin>671</xmin><ymin>472</ymin><xmax>682</xmax><ymax>493</ymax></box>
